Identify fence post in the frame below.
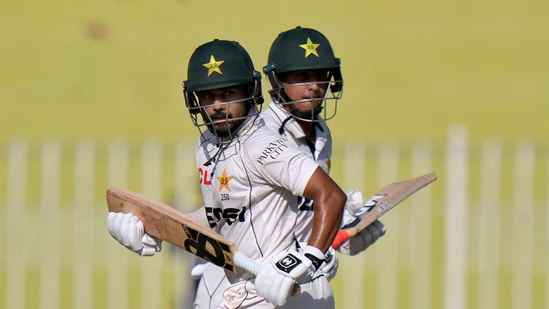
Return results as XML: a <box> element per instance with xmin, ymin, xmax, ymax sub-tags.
<box><xmin>140</xmin><ymin>140</ymin><xmax>163</xmax><ymax>309</ymax></box>
<box><xmin>73</xmin><ymin>140</ymin><xmax>95</xmax><ymax>309</ymax></box>
<box><xmin>444</xmin><ymin>124</ymin><xmax>468</xmax><ymax>309</ymax></box>
<box><xmin>477</xmin><ymin>140</ymin><xmax>502</xmax><ymax>309</ymax></box>
<box><xmin>512</xmin><ymin>141</ymin><xmax>535</xmax><ymax>309</ymax></box>
<box><xmin>409</xmin><ymin>141</ymin><xmax>433</xmax><ymax>309</ymax></box>
<box><xmin>40</xmin><ymin>140</ymin><xmax>62</xmax><ymax>309</ymax></box>
<box><xmin>546</xmin><ymin>150</ymin><xmax>549</xmax><ymax>309</ymax></box>
<box><xmin>5</xmin><ymin>140</ymin><xmax>27</xmax><ymax>309</ymax></box>
<box><xmin>106</xmin><ymin>140</ymin><xmax>130</xmax><ymax>309</ymax></box>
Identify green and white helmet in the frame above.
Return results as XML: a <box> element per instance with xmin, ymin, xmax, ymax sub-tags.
<box><xmin>182</xmin><ymin>39</ymin><xmax>263</xmax><ymax>142</ymax></box>
<box><xmin>263</xmin><ymin>26</ymin><xmax>343</xmax><ymax>122</ymax></box>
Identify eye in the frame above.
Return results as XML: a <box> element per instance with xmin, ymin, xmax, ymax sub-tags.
<box><xmin>298</xmin><ymin>71</ymin><xmax>310</xmax><ymax>80</ymax></box>
<box><xmin>198</xmin><ymin>92</ymin><xmax>210</xmax><ymax>99</ymax></box>
<box><xmin>223</xmin><ymin>90</ymin><xmax>235</xmax><ymax>97</ymax></box>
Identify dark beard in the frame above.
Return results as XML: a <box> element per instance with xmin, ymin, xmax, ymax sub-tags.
<box><xmin>206</xmin><ymin>118</ymin><xmax>246</xmax><ymax>137</ymax></box>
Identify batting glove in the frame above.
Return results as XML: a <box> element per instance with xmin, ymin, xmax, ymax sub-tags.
<box><xmin>338</xmin><ymin>191</ymin><xmax>387</xmax><ymax>256</ymax></box>
<box><xmin>317</xmin><ymin>247</ymin><xmax>339</xmax><ymax>281</ymax></box>
<box><xmin>254</xmin><ymin>246</ymin><xmax>324</xmax><ymax>306</ymax></box>
<box><xmin>107</xmin><ymin>212</ymin><xmax>162</xmax><ymax>256</ymax></box>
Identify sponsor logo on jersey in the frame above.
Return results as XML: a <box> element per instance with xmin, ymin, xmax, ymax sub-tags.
<box><xmin>297</xmin><ymin>196</ymin><xmax>314</xmax><ymax>211</ymax></box>
<box><xmin>217</xmin><ymin>168</ymin><xmax>233</xmax><ymax>191</ymax></box>
<box><xmin>256</xmin><ymin>137</ymin><xmax>289</xmax><ymax>165</ymax></box>
<box><xmin>198</xmin><ymin>168</ymin><xmax>213</xmax><ymax>185</ymax></box>
<box><xmin>206</xmin><ymin>206</ymin><xmax>247</xmax><ymax>228</ymax></box>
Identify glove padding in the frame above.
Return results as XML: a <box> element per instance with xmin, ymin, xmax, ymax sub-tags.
<box><xmin>107</xmin><ymin>212</ymin><xmax>162</xmax><ymax>256</ymax></box>
<box><xmin>341</xmin><ymin>190</ymin><xmax>372</xmax><ymax>227</ymax></box>
<box><xmin>255</xmin><ymin>246</ymin><xmax>323</xmax><ymax>306</ymax></box>
<box><xmin>317</xmin><ymin>247</ymin><xmax>338</xmax><ymax>281</ymax></box>
<box><xmin>338</xmin><ymin>190</ymin><xmax>387</xmax><ymax>256</ymax></box>
<box><xmin>338</xmin><ymin>220</ymin><xmax>386</xmax><ymax>256</ymax></box>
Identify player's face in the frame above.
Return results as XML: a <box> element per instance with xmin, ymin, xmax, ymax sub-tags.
<box><xmin>196</xmin><ymin>85</ymin><xmax>249</xmax><ymax>136</ymax></box>
<box><xmin>280</xmin><ymin>69</ymin><xmax>329</xmax><ymax>114</ymax></box>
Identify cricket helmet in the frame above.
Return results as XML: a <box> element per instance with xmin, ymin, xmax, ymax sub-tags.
<box><xmin>182</xmin><ymin>39</ymin><xmax>263</xmax><ymax>142</ymax></box>
<box><xmin>263</xmin><ymin>26</ymin><xmax>343</xmax><ymax>122</ymax></box>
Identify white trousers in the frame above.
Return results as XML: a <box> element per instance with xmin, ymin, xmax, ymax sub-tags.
<box><xmin>193</xmin><ymin>264</ymin><xmax>335</xmax><ymax>309</ymax></box>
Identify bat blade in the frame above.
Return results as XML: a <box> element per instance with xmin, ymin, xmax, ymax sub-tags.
<box><xmin>332</xmin><ymin>172</ymin><xmax>437</xmax><ymax>250</ymax></box>
<box><xmin>107</xmin><ymin>187</ymin><xmax>241</xmax><ymax>273</ymax></box>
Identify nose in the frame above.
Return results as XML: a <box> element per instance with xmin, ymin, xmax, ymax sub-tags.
<box><xmin>307</xmin><ymin>82</ymin><xmax>319</xmax><ymax>92</ymax></box>
<box><xmin>211</xmin><ymin>98</ymin><xmax>226</xmax><ymax>111</ymax></box>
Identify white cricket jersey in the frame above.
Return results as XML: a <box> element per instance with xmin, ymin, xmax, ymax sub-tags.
<box><xmin>261</xmin><ymin>102</ymin><xmax>333</xmax><ymax>243</ymax></box>
<box><xmin>195</xmin><ymin>115</ymin><xmax>320</xmax><ymax>283</ymax></box>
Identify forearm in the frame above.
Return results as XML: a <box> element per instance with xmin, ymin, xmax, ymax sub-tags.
<box><xmin>308</xmin><ymin>189</ymin><xmax>346</xmax><ymax>252</ymax></box>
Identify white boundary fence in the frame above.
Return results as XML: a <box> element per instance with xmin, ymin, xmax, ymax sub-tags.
<box><xmin>1</xmin><ymin>125</ymin><xmax>547</xmax><ymax>309</ymax></box>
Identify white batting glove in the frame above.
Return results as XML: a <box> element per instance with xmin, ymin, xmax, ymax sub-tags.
<box><xmin>338</xmin><ymin>191</ymin><xmax>387</xmax><ymax>256</ymax></box>
<box><xmin>341</xmin><ymin>190</ymin><xmax>371</xmax><ymax>226</ymax></box>
<box><xmin>107</xmin><ymin>212</ymin><xmax>162</xmax><ymax>256</ymax></box>
<box><xmin>255</xmin><ymin>246</ymin><xmax>324</xmax><ymax>306</ymax></box>
<box><xmin>317</xmin><ymin>247</ymin><xmax>338</xmax><ymax>281</ymax></box>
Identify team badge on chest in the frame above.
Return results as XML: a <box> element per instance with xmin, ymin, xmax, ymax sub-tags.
<box><xmin>217</xmin><ymin>168</ymin><xmax>233</xmax><ymax>192</ymax></box>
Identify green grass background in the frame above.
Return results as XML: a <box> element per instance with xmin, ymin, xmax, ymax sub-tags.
<box><xmin>1</xmin><ymin>0</ymin><xmax>548</xmax><ymax>308</ymax></box>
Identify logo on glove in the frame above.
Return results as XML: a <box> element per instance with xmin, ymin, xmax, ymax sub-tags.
<box><xmin>275</xmin><ymin>254</ymin><xmax>302</xmax><ymax>273</ymax></box>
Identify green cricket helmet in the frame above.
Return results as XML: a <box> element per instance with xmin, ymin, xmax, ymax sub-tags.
<box><xmin>263</xmin><ymin>26</ymin><xmax>343</xmax><ymax>122</ymax></box>
<box><xmin>182</xmin><ymin>39</ymin><xmax>263</xmax><ymax>143</ymax></box>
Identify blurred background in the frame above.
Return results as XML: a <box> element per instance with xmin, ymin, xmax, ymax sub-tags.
<box><xmin>1</xmin><ymin>0</ymin><xmax>547</xmax><ymax>308</ymax></box>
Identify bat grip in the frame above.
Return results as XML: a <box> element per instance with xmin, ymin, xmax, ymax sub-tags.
<box><xmin>233</xmin><ymin>251</ymin><xmax>262</xmax><ymax>275</ymax></box>
<box><xmin>331</xmin><ymin>230</ymin><xmax>351</xmax><ymax>250</ymax></box>
<box><xmin>233</xmin><ymin>251</ymin><xmax>301</xmax><ymax>296</ymax></box>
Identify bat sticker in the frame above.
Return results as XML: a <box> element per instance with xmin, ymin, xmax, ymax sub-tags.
<box><xmin>182</xmin><ymin>224</ymin><xmax>234</xmax><ymax>271</ymax></box>
<box><xmin>364</xmin><ymin>194</ymin><xmax>387</xmax><ymax>207</ymax></box>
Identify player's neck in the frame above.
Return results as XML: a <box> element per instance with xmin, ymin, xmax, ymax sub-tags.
<box><xmin>297</xmin><ymin>120</ymin><xmax>316</xmax><ymax>142</ymax></box>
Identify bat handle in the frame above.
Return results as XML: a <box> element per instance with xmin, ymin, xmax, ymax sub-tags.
<box><xmin>234</xmin><ymin>251</ymin><xmax>262</xmax><ymax>275</ymax></box>
<box><xmin>233</xmin><ymin>251</ymin><xmax>301</xmax><ymax>296</ymax></box>
<box><xmin>331</xmin><ymin>230</ymin><xmax>351</xmax><ymax>250</ymax></box>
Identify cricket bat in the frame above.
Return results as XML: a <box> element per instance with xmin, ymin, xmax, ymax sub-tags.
<box><xmin>332</xmin><ymin>172</ymin><xmax>437</xmax><ymax>250</ymax></box>
<box><xmin>106</xmin><ymin>187</ymin><xmax>300</xmax><ymax>294</ymax></box>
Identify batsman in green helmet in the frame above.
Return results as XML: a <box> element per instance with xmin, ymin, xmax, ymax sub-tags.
<box><xmin>183</xmin><ymin>39</ymin><xmax>264</xmax><ymax>145</ymax></box>
<box><xmin>261</xmin><ymin>25</ymin><xmax>387</xmax><ymax>300</ymax></box>
<box><xmin>263</xmin><ymin>26</ymin><xmax>343</xmax><ymax>124</ymax></box>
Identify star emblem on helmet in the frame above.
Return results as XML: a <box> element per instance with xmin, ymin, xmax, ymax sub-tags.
<box><xmin>299</xmin><ymin>37</ymin><xmax>320</xmax><ymax>58</ymax></box>
<box><xmin>217</xmin><ymin>168</ymin><xmax>234</xmax><ymax>191</ymax></box>
<box><xmin>203</xmin><ymin>55</ymin><xmax>225</xmax><ymax>76</ymax></box>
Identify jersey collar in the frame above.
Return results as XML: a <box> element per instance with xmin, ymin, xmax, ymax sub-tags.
<box><xmin>267</xmin><ymin>101</ymin><xmax>330</xmax><ymax>140</ymax></box>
